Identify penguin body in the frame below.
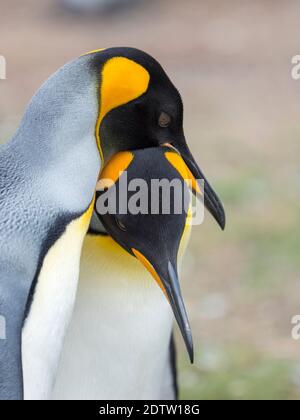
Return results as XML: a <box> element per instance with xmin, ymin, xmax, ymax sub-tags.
<box><xmin>0</xmin><ymin>55</ymin><xmax>101</xmax><ymax>399</ymax></box>
<box><xmin>0</xmin><ymin>136</ymin><xmax>97</xmax><ymax>400</ymax></box>
<box><xmin>52</xmin><ymin>147</ymin><xmax>193</xmax><ymax>400</ymax></box>
<box><xmin>52</xmin><ymin>234</ymin><xmax>177</xmax><ymax>400</ymax></box>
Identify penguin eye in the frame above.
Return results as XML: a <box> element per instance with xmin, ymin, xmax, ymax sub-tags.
<box><xmin>115</xmin><ymin>217</ymin><xmax>127</xmax><ymax>231</ymax></box>
<box><xmin>158</xmin><ymin>112</ymin><xmax>171</xmax><ymax>128</ymax></box>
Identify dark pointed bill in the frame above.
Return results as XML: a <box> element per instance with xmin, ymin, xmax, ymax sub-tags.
<box><xmin>132</xmin><ymin>249</ymin><xmax>194</xmax><ymax>363</ymax></box>
<box><xmin>166</xmin><ymin>262</ymin><xmax>194</xmax><ymax>363</ymax></box>
<box><xmin>168</xmin><ymin>142</ymin><xmax>226</xmax><ymax>230</ymax></box>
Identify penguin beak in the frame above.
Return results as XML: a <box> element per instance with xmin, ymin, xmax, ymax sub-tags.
<box><xmin>165</xmin><ymin>262</ymin><xmax>194</xmax><ymax>363</ymax></box>
<box><xmin>132</xmin><ymin>249</ymin><xmax>194</xmax><ymax>363</ymax></box>
<box><xmin>165</xmin><ymin>142</ymin><xmax>226</xmax><ymax>230</ymax></box>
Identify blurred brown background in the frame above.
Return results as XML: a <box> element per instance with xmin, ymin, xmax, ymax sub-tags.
<box><xmin>1</xmin><ymin>0</ymin><xmax>300</xmax><ymax>400</ymax></box>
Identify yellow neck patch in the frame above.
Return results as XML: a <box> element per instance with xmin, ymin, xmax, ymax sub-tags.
<box><xmin>78</xmin><ymin>195</ymin><xmax>96</xmax><ymax>230</ymax></box>
<box><xmin>178</xmin><ymin>205</ymin><xmax>192</xmax><ymax>261</ymax></box>
<box><xmin>164</xmin><ymin>151</ymin><xmax>201</xmax><ymax>195</ymax></box>
<box><xmin>96</xmin><ymin>151</ymin><xmax>134</xmax><ymax>190</ymax></box>
<box><xmin>96</xmin><ymin>57</ymin><xmax>150</xmax><ymax>164</ymax></box>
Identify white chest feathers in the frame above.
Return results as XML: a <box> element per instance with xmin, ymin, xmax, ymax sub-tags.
<box><xmin>51</xmin><ymin>235</ymin><xmax>176</xmax><ymax>400</ymax></box>
<box><xmin>22</xmin><ymin>207</ymin><xmax>92</xmax><ymax>400</ymax></box>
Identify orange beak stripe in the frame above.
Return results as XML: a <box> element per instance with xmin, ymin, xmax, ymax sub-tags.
<box><xmin>164</xmin><ymin>151</ymin><xmax>202</xmax><ymax>195</ymax></box>
<box><xmin>132</xmin><ymin>248</ymin><xmax>169</xmax><ymax>302</ymax></box>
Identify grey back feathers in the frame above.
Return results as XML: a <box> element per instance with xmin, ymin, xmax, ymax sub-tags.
<box><xmin>0</xmin><ymin>54</ymin><xmax>100</xmax><ymax>263</ymax></box>
<box><xmin>0</xmin><ymin>53</ymin><xmax>101</xmax><ymax>287</ymax></box>
<box><xmin>11</xmin><ymin>54</ymin><xmax>100</xmax><ymax>211</ymax></box>
<box><xmin>0</xmin><ymin>54</ymin><xmax>101</xmax><ymax>399</ymax></box>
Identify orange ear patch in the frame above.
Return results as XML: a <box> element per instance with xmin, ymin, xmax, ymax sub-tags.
<box><xmin>164</xmin><ymin>151</ymin><xmax>201</xmax><ymax>195</ymax></box>
<box><xmin>96</xmin><ymin>151</ymin><xmax>134</xmax><ymax>190</ymax></box>
<box><xmin>96</xmin><ymin>57</ymin><xmax>150</xmax><ymax>163</ymax></box>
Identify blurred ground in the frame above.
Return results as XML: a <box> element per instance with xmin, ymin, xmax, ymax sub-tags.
<box><xmin>1</xmin><ymin>0</ymin><xmax>300</xmax><ymax>400</ymax></box>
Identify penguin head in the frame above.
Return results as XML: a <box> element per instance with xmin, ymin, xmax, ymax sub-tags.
<box><xmin>86</xmin><ymin>47</ymin><xmax>225</xmax><ymax>230</ymax></box>
<box><xmin>95</xmin><ymin>146</ymin><xmax>197</xmax><ymax>362</ymax></box>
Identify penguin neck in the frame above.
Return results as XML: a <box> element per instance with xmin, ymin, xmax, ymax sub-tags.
<box><xmin>10</xmin><ymin>56</ymin><xmax>101</xmax><ymax>213</ymax></box>
<box><xmin>52</xmin><ymin>234</ymin><xmax>175</xmax><ymax>400</ymax></box>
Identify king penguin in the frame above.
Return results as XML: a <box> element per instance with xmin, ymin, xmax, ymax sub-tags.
<box><xmin>52</xmin><ymin>146</ymin><xmax>223</xmax><ymax>400</ymax></box>
<box><xmin>0</xmin><ymin>47</ymin><xmax>225</xmax><ymax>400</ymax></box>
